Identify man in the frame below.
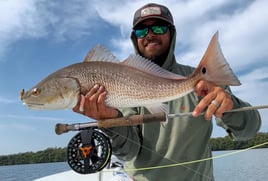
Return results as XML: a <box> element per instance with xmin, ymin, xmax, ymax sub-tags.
<box><xmin>73</xmin><ymin>3</ymin><xmax>261</xmax><ymax>181</ymax></box>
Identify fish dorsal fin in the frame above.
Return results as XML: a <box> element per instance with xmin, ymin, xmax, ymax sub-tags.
<box><xmin>83</xmin><ymin>45</ymin><xmax>118</xmax><ymax>62</ymax></box>
<box><xmin>122</xmin><ymin>54</ymin><xmax>186</xmax><ymax>80</ymax></box>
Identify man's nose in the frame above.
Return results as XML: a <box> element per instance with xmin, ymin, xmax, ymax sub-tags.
<box><xmin>146</xmin><ymin>28</ymin><xmax>155</xmax><ymax>39</ymax></box>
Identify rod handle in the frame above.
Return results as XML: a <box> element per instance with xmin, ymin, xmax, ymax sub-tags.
<box><xmin>97</xmin><ymin>112</ymin><xmax>166</xmax><ymax>128</ymax></box>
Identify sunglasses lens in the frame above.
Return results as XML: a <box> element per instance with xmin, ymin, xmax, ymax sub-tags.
<box><xmin>152</xmin><ymin>26</ymin><xmax>168</xmax><ymax>34</ymax></box>
<box><xmin>134</xmin><ymin>24</ymin><xmax>169</xmax><ymax>38</ymax></box>
<box><xmin>134</xmin><ymin>28</ymin><xmax>148</xmax><ymax>38</ymax></box>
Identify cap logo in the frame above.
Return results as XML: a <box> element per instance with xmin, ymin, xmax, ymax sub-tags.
<box><xmin>141</xmin><ymin>7</ymin><xmax>161</xmax><ymax>17</ymax></box>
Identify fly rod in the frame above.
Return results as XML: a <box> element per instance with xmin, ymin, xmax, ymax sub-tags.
<box><xmin>168</xmin><ymin>104</ymin><xmax>268</xmax><ymax>118</ymax></box>
<box><xmin>55</xmin><ymin>112</ymin><xmax>166</xmax><ymax>135</ymax></box>
<box><xmin>55</xmin><ymin>105</ymin><xmax>268</xmax><ymax>135</ymax></box>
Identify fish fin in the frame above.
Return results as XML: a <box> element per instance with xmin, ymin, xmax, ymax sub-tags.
<box><xmin>146</xmin><ymin>103</ymin><xmax>168</xmax><ymax>114</ymax></box>
<box><xmin>122</xmin><ymin>54</ymin><xmax>186</xmax><ymax>80</ymax></box>
<box><xmin>145</xmin><ymin>103</ymin><xmax>169</xmax><ymax>124</ymax></box>
<box><xmin>83</xmin><ymin>45</ymin><xmax>119</xmax><ymax>62</ymax></box>
<box><xmin>192</xmin><ymin>31</ymin><xmax>241</xmax><ymax>86</ymax></box>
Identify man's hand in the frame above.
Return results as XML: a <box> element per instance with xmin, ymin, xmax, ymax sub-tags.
<box><xmin>73</xmin><ymin>84</ymin><xmax>119</xmax><ymax>120</ymax></box>
<box><xmin>193</xmin><ymin>80</ymin><xmax>233</xmax><ymax>120</ymax></box>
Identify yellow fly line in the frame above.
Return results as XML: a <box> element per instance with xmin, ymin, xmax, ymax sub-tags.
<box><xmin>55</xmin><ymin>104</ymin><xmax>268</xmax><ymax>174</ymax></box>
<box><xmin>103</xmin><ymin>141</ymin><xmax>268</xmax><ymax>173</ymax></box>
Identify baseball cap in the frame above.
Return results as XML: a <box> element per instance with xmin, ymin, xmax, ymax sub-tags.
<box><xmin>133</xmin><ymin>3</ymin><xmax>174</xmax><ymax>28</ymax></box>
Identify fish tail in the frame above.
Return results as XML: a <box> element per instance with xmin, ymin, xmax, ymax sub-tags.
<box><xmin>192</xmin><ymin>31</ymin><xmax>241</xmax><ymax>86</ymax></box>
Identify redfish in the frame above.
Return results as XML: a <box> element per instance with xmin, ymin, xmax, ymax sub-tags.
<box><xmin>20</xmin><ymin>32</ymin><xmax>240</xmax><ymax>115</ymax></box>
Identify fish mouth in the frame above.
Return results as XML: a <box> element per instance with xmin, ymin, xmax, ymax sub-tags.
<box><xmin>23</xmin><ymin>102</ymin><xmax>44</xmax><ymax>109</ymax></box>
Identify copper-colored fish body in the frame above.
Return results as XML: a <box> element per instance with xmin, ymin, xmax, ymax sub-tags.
<box><xmin>21</xmin><ymin>32</ymin><xmax>240</xmax><ymax>114</ymax></box>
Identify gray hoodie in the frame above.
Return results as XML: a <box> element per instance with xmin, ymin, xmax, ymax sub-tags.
<box><xmin>103</xmin><ymin>26</ymin><xmax>261</xmax><ymax>181</ymax></box>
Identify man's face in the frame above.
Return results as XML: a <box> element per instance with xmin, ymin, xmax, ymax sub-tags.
<box><xmin>136</xmin><ymin>19</ymin><xmax>171</xmax><ymax>65</ymax></box>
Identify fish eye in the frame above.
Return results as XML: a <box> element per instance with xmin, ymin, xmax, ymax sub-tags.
<box><xmin>32</xmin><ymin>88</ymin><xmax>41</xmax><ymax>96</ymax></box>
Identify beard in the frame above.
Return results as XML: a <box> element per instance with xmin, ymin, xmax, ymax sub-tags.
<box><xmin>141</xmin><ymin>49</ymin><xmax>169</xmax><ymax>67</ymax></box>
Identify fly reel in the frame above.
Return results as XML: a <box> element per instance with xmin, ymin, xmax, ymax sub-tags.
<box><xmin>67</xmin><ymin>128</ymin><xmax>112</xmax><ymax>174</ymax></box>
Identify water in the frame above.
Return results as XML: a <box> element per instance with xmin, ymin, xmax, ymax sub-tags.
<box><xmin>213</xmin><ymin>148</ymin><xmax>268</xmax><ymax>181</ymax></box>
<box><xmin>0</xmin><ymin>149</ymin><xmax>267</xmax><ymax>181</ymax></box>
<box><xmin>0</xmin><ymin>162</ymin><xmax>69</xmax><ymax>181</ymax></box>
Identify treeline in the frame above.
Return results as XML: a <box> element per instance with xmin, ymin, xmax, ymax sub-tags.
<box><xmin>211</xmin><ymin>132</ymin><xmax>268</xmax><ymax>151</ymax></box>
<box><xmin>0</xmin><ymin>147</ymin><xmax>66</xmax><ymax>166</ymax></box>
<box><xmin>0</xmin><ymin>133</ymin><xmax>268</xmax><ymax>166</ymax></box>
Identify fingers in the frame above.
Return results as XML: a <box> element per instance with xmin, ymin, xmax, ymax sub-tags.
<box><xmin>203</xmin><ymin>87</ymin><xmax>232</xmax><ymax>120</ymax></box>
<box><xmin>214</xmin><ymin>92</ymin><xmax>233</xmax><ymax>117</ymax></box>
<box><xmin>79</xmin><ymin>95</ymin><xmax>86</xmax><ymax>112</ymax></box>
<box><xmin>72</xmin><ymin>94</ymin><xmax>84</xmax><ymax>113</ymax></box>
<box><xmin>193</xmin><ymin>81</ymin><xmax>233</xmax><ymax>120</ymax></box>
<box><xmin>193</xmin><ymin>88</ymin><xmax>217</xmax><ymax>119</ymax></box>
<box><xmin>84</xmin><ymin>84</ymin><xmax>105</xmax><ymax>116</ymax></box>
<box><xmin>194</xmin><ymin>80</ymin><xmax>214</xmax><ymax>97</ymax></box>
<box><xmin>72</xmin><ymin>85</ymin><xmax>101</xmax><ymax>115</ymax></box>
<box><xmin>73</xmin><ymin>84</ymin><xmax>119</xmax><ymax>120</ymax></box>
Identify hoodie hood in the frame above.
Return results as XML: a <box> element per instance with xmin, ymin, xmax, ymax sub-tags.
<box><xmin>130</xmin><ymin>26</ymin><xmax>177</xmax><ymax>71</ymax></box>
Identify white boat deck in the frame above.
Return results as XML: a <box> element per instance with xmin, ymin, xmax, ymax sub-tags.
<box><xmin>34</xmin><ymin>169</ymin><xmax>115</xmax><ymax>181</ymax></box>
<box><xmin>34</xmin><ymin>156</ymin><xmax>131</xmax><ymax>181</ymax></box>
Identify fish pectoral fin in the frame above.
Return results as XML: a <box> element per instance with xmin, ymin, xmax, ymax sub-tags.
<box><xmin>145</xmin><ymin>103</ymin><xmax>169</xmax><ymax>124</ymax></box>
<box><xmin>83</xmin><ymin>45</ymin><xmax>119</xmax><ymax>62</ymax></box>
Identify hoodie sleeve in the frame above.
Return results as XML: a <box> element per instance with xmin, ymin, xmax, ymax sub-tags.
<box><xmin>217</xmin><ymin>86</ymin><xmax>261</xmax><ymax>141</ymax></box>
<box><xmin>101</xmin><ymin>108</ymin><xmax>142</xmax><ymax>161</ymax></box>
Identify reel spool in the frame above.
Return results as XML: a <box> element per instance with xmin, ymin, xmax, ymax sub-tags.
<box><xmin>67</xmin><ymin>128</ymin><xmax>112</xmax><ymax>174</ymax></box>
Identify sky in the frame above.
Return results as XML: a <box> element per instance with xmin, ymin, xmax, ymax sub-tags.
<box><xmin>0</xmin><ymin>0</ymin><xmax>268</xmax><ymax>155</ymax></box>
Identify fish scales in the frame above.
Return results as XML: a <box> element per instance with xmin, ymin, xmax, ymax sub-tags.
<box><xmin>68</xmin><ymin>62</ymin><xmax>188</xmax><ymax>107</ymax></box>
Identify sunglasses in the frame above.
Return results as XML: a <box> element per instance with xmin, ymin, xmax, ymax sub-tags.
<box><xmin>134</xmin><ymin>24</ymin><xmax>171</xmax><ymax>39</ymax></box>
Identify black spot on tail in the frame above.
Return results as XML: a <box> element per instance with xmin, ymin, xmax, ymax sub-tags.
<box><xmin>202</xmin><ymin>67</ymin><xmax>206</xmax><ymax>74</ymax></box>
